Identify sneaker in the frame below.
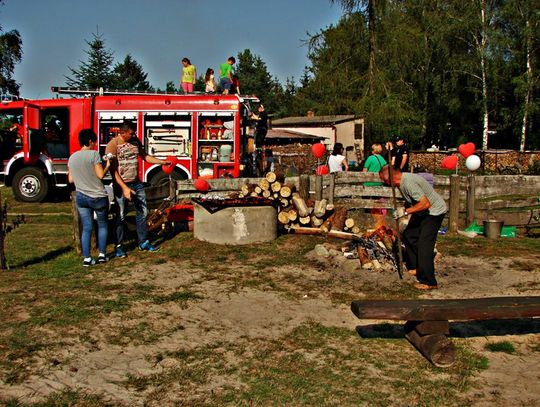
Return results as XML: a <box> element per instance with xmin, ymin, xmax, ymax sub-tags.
<box><xmin>115</xmin><ymin>245</ymin><xmax>127</xmax><ymax>258</ymax></box>
<box><xmin>97</xmin><ymin>254</ymin><xmax>108</xmax><ymax>264</ymax></box>
<box><xmin>138</xmin><ymin>240</ymin><xmax>160</xmax><ymax>252</ymax></box>
<box><xmin>83</xmin><ymin>258</ymin><xmax>96</xmax><ymax>267</ymax></box>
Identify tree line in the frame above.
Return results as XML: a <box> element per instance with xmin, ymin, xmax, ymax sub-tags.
<box><xmin>1</xmin><ymin>0</ymin><xmax>538</xmax><ymax>151</ymax></box>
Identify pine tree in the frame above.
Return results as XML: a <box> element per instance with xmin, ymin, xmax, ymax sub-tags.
<box><xmin>65</xmin><ymin>32</ymin><xmax>114</xmax><ymax>89</ymax></box>
<box><xmin>111</xmin><ymin>54</ymin><xmax>151</xmax><ymax>91</ymax></box>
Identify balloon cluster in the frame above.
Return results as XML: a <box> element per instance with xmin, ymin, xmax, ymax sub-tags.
<box><xmin>440</xmin><ymin>142</ymin><xmax>481</xmax><ymax>172</ymax></box>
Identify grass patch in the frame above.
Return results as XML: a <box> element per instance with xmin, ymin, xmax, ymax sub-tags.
<box><xmin>152</xmin><ymin>290</ymin><xmax>203</xmax><ymax>305</ymax></box>
<box><xmin>484</xmin><ymin>341</ymin><xmax>516</xmax><ymax>354</ymax></box>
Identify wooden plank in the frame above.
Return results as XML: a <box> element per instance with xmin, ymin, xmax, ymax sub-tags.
<box><xmin>350</xmin><ymin>297</ymin><xmax>540</xmax><ymax>321</ymax></box>
<box><xmin>449</xmin><ymin>174</ymin><xmax>460</xmax><ymax>233</ymax></box>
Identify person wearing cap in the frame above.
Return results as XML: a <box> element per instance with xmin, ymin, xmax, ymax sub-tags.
<box><xmin>389</xmin><ymin>135</ymin><xmax>409</xmax><ymax>172</ymax></box>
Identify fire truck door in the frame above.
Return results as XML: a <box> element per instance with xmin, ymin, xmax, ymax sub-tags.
<box><xmin>23</xmin><ymin>103</ymin><xmax>42</xmax><ymax>160</ymax></box>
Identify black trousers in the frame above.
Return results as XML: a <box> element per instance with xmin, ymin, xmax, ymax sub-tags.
<box><xmin>402</xmin><ymin>211</ymin><xmax>445</xmax><ymax>286</ymax></box>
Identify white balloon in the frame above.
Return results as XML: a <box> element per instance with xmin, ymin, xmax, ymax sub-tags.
<box><xmin>466</xmin><ymin>154</ymin><xmax>481</xmax><ymax>171</ymax></box>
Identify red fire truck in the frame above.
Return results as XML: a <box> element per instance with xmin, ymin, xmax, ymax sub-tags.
<box><xmin>0</xmin><ymin>87</ymin><xmax>258</xmax><ymax>202</ymax></box>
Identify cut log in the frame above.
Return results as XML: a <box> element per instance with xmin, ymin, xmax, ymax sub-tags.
<box><xmin>240</xmin><ymin>183</ymin><xmax>257</xmax><ymax>195</ymax></box>
<box><xmin>287</xmin><ymin>209</ymin><xmax>298</xmax><ymax>222</ymax></box>
<box><xmin>271</xmin><ymin>181</ymin><xmax>282</xmax><ymax>193</ymax></box>
<box><xmin>288</xmin><ymin>226</ymin><xmax>361</xmax><ymax>240</ymax></box>
<box><xmin>249</xmin><ymin>192</ymin><xmax>259</xmax><ymax>197</ymax></box>
<box><xmin>254</xmin><ymin>186</ymin><xmax>262</xmax><ymax>194</ymax></box>
<box><xmin>345</xmin><ymin>218</ymin><xmax>355</xmax><ymax>229</ymax></box>
<box><xmin>326</xmin><ymin>203</ymin><xmax>335</xmax><ymax>212</ymax></box>
<box><xmin>351</xmin><ymin>226</ymin><xmax>361</xmax><ymax>234</ymax></box>
<box><xmin>313</xmin><ymin>199</ymin><xmax>328</xmax><ymax>218</ymax></box>
<box><xmin>331</xmin><ymin>207</ymin><xmax>348</xmax><ymax>231</ymax></box>
<box><xmin>311</xmin><ymin>216</ymin><xmax>324</xmax><ymax>227</ymax></box>
<box><xmin>405</xmin><ymin>331</ymin><xmax>456</xmax><ymax>368</ymax></box>
<box><xmin>265</xmin><ymin>171</ymin><xmax>277</xmax><ymax>183</ymax></box>
<box><xmin>280</xmin><ymin>198</ymin><xmax>290</xmax><ymax>207</ymax></box>
<box><xmin>262</xmin><ymin>189</ymin><xmax>272</xmax><ymax>198</ymax></box>
<box><xmin>299</xmin><ymin>216</ymin><xmax>311</xmax><ymax>225</ymax></box>
<box><xmin>259</xmin><ymin>178</ymin><xmax>270</xmax><ymax>191</ymax></box>
<box><xmin>278</xmin><ymin>211</ymin><xmax>290</xmax><ymax>225</ymax></box>
<box><xmin>280</xmin><ymin>183</ymin><xmax>295</xmax><ymax>198</ymax></box>
<box><xmin>320</xmin><ymin>214</ymin><xmax>335</xmax><ymax>233</ymax></box>
<box><xmin>238</xmin><ymin>193</ymin><xmax>245</xmax><ymax>198</ymax></box>
<box><xmin>292</xmin><ymin>193</ymin><xmax>310</xmax><ymax>217</ymax></box>
<box><xmin>273</xmin><ymin>192</ymin><xmax>279</xmax><ymax>199</ymax></box>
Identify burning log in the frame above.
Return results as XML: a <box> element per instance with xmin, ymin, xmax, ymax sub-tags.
<box><xmin>357</xmin><ymin>246</ymin><xmax>373</xmax><ymax>269</ymax></box>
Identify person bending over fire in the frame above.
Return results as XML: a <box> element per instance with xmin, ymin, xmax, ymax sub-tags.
<box><xmin>379</xmin><ymin>165</ymin><xmax>447</xmax><ymax>290</ymax></box>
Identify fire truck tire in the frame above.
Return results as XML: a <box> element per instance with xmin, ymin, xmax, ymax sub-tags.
<box><xmin>149</xmin><ymin>170</ymin><xmax>185</xmax><ymax>187</ymax></box>
<box><xmin>12</xmin><ymin>167</ymin><xmax>49</xmax><ymax>202</ymax></box>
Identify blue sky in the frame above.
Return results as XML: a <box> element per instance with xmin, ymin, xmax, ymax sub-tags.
<box><xmin>0</xmin><ymin>0</ymin><xmax>343</xmax><ymax>99</ymax></box>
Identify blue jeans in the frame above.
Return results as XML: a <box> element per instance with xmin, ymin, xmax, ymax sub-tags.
<box><xmin>114</xmin><ymin>182</ymin><xmax>148</xmax><ymax>245</ymax></box>
<box><xmin>76</xmin><ymin>192</ymin><xmax>109</xmax><ymax>258</ymax></box>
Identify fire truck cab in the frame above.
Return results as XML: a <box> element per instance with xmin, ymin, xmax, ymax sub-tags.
<box><xmin>0</xmin><ymin>88</ymin><xmax>258</xmax><ymax>202</ymax></box>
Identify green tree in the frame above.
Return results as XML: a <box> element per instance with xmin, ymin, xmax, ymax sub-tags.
<box><xmin>0</xmin><ymin>1</ymin><xmax>22</xmax><ymax>96</ymax></box>
<box><xmin>65</xmin><ymin>32</ymin><xmax>114</xmax><ymax>89</ymax></box>
<box><xmin>111</xmin><ymin>54</ymin><xmax>151</xmax><ymax>91</ymax></box>
<box><xmin>236</xmin><ymin>49</ymin><xmax>284</xmax><ymax>114</ymax></box>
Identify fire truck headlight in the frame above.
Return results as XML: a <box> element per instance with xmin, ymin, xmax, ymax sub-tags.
<box><xmin>239</xmin><ymin>164</ymin><xmax>245</xmax><ymax>170</ymax></box>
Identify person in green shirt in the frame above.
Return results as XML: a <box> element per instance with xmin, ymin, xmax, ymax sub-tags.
<box><xmin>219</xmin><ymin>57</ymin><xmax>235</xmax><ymax>94</ymax></box>
<box><xmin>363</xmin><ymin>143</ymin><xmax>387</xmax><ymax>186</ymax></box>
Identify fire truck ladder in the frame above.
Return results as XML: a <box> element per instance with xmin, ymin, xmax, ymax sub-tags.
<box><xmin>51</xmin><ymin>87</ymin><xmax>260</xmax><ymax>103</ymax></box>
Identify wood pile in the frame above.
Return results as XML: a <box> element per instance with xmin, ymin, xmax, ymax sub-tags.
<box><xmin>237</xmin><ymin>172</ymin><xmax>359</xmax><ymax>233</ymax></box>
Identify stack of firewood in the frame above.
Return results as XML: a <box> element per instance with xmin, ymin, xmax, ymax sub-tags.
<box><xmin>237</xmin><ymin>172</ymin><xmax>359</xmax><ymax>233</ymax></box>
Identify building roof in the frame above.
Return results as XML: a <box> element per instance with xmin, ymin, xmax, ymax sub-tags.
<box><xmin>255</xmin><ymin>129</ymin><xmax>324</xmax><ymax>141</ymax></box>
<box><xmin>271</xmin><ymin>115</ymin><xmax>359</xmax><ymax>127</ymax></box>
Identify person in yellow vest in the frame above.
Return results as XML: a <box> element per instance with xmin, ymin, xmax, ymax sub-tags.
<box><xmin>180</xmin><ymin>58</ymin><xmax>196</xmax><ymax>93</ymax></box>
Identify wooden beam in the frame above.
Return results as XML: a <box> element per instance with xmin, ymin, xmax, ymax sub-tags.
<box><xmin>350</xmin><ymin>297</ymin><xmax>540</xmax><ymax>321</ymax></box>
<box><xmin>449</xmin><ymin>174</ymin><xmax>460</xmax><ymax>232</ymax></box>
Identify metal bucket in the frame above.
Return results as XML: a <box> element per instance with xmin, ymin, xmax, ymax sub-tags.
<box><xmin>483</xmin><ymin>220</ymin><xmax>504</xmax><ymax>239</ymax></box>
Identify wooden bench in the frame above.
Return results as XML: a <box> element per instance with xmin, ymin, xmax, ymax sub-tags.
<box><xmin>350</xmin><ymin>296</ymin><xmax>540</xmax><ymax>367</ymax></box>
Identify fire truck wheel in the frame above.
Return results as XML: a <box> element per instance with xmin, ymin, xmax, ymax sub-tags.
<box><xmin>149</xmin><ymin>170</ymin><xmax>185</xmax><ymax>187</ymax></box>
<box><xmin>12</xmin><ymin>167</ymin><xmax>49</xmax><ymax>202</ymax></box>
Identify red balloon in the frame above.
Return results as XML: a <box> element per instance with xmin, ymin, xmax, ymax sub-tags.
<box><xmin>162</xmin><ymin>163</ymin><xmax>174</xmax><ymax>174</ymax></box>
<box><xmin>167</xmin><ymin>155</ymin><xmax>178</xmax><ymax>166</ymax></box>
<box><xmin>441</xmin><ymin>155</ymin><xmax>458</xmax><ymax>170</ymax></box>
<box><xmin>458</xmin><ymin>142</ymin><xmax>475</xmax><ymax>159</ymax></box>
<box><xmin>194</xmin><ymin>178</ymin><xmax>210</xmax><ymax>192</ymax></box>
<box><xmin>316</xmin><ymin>164</ymin><xmax>329</xmax><ymax>175</ymax></box>
<box><xmin>311</xmin><ymin>143</ymin><xmax>326</xmax><ymax>159</ymax></box>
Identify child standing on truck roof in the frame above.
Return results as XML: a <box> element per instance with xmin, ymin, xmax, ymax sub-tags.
<box><xmin>204</xmin><ymin>68</ymin><xmax>216</xmax><ymax>93</ymax></box>
<box><xmin>180</xmin><ymin>58</ymin><xmax>196</xmax><ymax>93</ymax></box>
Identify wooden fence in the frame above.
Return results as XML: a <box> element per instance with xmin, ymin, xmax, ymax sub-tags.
<box><xmin>175</xmin><ymin>173</ymin><xmax>540</xmax><ymax>230</ymax></box>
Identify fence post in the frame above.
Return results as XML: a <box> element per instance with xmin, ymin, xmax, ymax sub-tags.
<box><xmin>328</xmin><ymin>173</ymin><xmax>335</xmax><ymax>206</ymax></box>
<box><xmin>449</xmin><ymin>174</ymin><xmax>460</xmax><ymax>232</ymax></box>
<box><xmin>466</xmin><ymin>174</ymin><xmax>476</xmax><ymax>227</ymax></box>
<box><xmin>299</xmin><ymin>174</ymin><xmax>310</xmax><ymax>200</ymax></box>
<box><xmin>315</xmin><ymin>175</ymin><xmax>323</xmax><ymax>201</ymax></box>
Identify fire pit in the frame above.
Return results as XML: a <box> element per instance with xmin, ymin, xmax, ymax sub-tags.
<box><xmin>192</xmin><ymin>197</ymin><xmax>277</xmax><ymax>245</ymax></box>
